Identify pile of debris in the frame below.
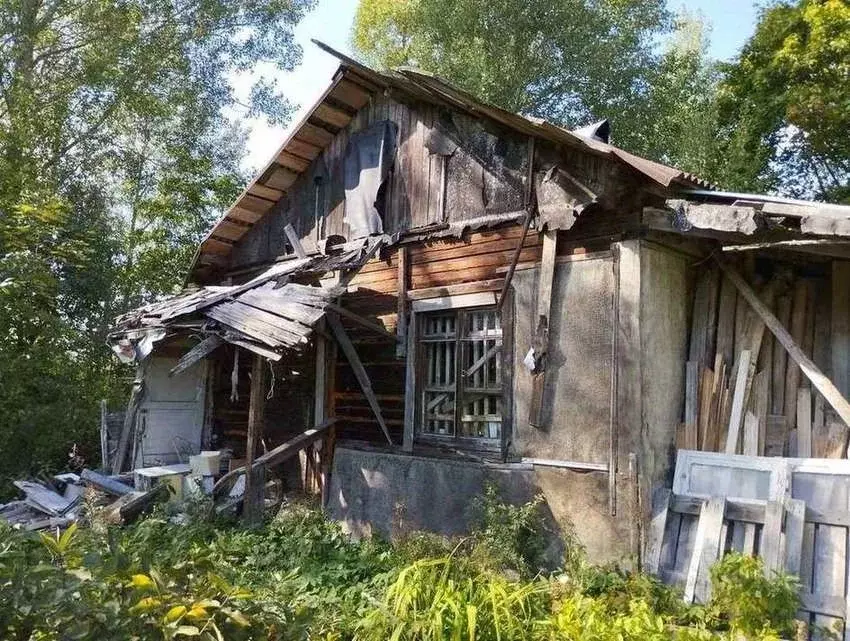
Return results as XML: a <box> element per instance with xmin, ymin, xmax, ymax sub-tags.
<box><xmin>0</xmin><ymin>452</ymin><xmax>238</xmax><ymax>531</ymax></box>
<box><xmin>0</xmin><ymin>474</ymin><xmax>83</xmax><ymax>531</ymax></box>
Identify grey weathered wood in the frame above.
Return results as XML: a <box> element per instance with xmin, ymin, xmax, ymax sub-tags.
<box><xmin>718</xmin><ymin>259</ymin><xmax>850</xmax><ymax>429</ymax></box>
<box><xmin>528</xmin><ymin>229</ymin><xmax>558</xmax><ymax>428</ymax></box>
<box><xmin>100</xmin><ymin>399</ymin><xmax>109</xmax><ymax>470</ymax></box>
<box><xmin>761</xmin><ymin>500</ymin><xmax>785</xmax><ymax>575</ymax></box>
<box><xmin>833</xmin><ymin>261</ymin><xmax>850</xmax><ymax>398</ymax></box>
<box><xmin>243</xmin><ymin>352</ymin><xmax>266</xmax><ymax>525</ymax></box>
<box><xmin>327</xmin><ymin>313</ymin><xmax>393</xmax><ymax>445</ymax></box>
<box><xmin>408</xmin><ymin>278</ymin><xmax>505</xmax><ymax>301</ymax></box>
<box><xmin>284</xmin><ymin>223</ymin><xmax>308</xmax><ymax>259</ymax></box>
<box><xmin>685</xmin><ymin>361</ymin><xmax>699</xmax><ymax>450</ymax></box>
<box><xmin>396</xmin><ymin>246</ymin><xmax>408</xmax><ymax>357</ymax></box>
<box><xmin>684</xmin><ymin>497</ymin><xmax>726</xmax><ymax>603</ymax></box>
<box><xmin>743</xmin><ymin>411</ymin><xmax>759</xmax><ymax>455</ymax></box>
<box><xmin>112</xmin><ymin>370</ymin><xmax>144</xmax><ymax>475</ymax></box>
<box><xmin>797</xmin><ymin>386</ymin><xmax>813</xmax><ymax>457</ymax></box>
<box><xmin>81</xmin><ymin>469</ymin><xmax>134</xmax><ymax>496</ymax></box>
<box><xmin>785</xmin><ymin>281</ymin><xmax>809</xmax><ymax>437</ymax></box>
<box><xmin>170</xmin><ymin>335</ymin><xmax>224</xmax><ymax>377</ymax></box>
<box><xmin>402</xmin><ymin>312</ymin><xmax>417</xmax><ymax>452</ymax></box>
<box><xmin>645</xmin><ymin>487</ymin><xmax>672</xmax><ymax>574</ymax></box>
<box><xmin>725</xmin><ymin>350</ymin><xmax>752</xmax><ymax>454</ymax></box>
<box><xmin>784</xmin><ymin>498</ymin><xmax>806</xmax><ymax>576</ymax></box>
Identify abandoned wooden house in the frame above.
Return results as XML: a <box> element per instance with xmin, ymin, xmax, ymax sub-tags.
<box><xmin>108</xmin><ymin>42</ymin><xmax>850</xmax><ymax>629</ymax></box>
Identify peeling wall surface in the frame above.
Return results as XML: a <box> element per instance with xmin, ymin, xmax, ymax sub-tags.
<box><xmin>511</xmin><ymin>257</ymin><xmax>615</xmax><ymax>463</ymax></box>
<box><xmin>327</xmin><ymin>446</ymin><xmax>632</xmax><ymax>563</ymax></box>
<box><xmin>639</xmin><ymin>243</ymin><xmax>691</xmax><ymax>488</ymax></box>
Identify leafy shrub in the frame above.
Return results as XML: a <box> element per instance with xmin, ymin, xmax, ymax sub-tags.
<box><xmin>469</xmin><ymin>484</ymin><xmax>547</xmax><ymax>576</ymax></box>
<box><xmin>708</xmin><ymin>552</ymin><xmax>800</xmax><ymax>639</ymax></box>
<box><xmin>0</xmin><ymin>494</ymin><xmax>806</xmax><ymax>641</ymax></box>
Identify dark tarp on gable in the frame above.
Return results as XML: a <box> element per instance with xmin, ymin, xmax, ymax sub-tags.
<box><xmin>344</xmin><ymin>119</ymin><xmax>398</xmax><ymax>238</ymax></box>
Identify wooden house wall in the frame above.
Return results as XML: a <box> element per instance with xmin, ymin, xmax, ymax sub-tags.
<box><xmin>227</xmin><ymin>94</ymin><xmax>530</xmax><ymax>273</ymax></box>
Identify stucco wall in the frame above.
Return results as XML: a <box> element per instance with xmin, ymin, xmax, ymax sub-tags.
<box><xmin>327</xmin><ymin>445</ymin><xmax>633</xmax><ymax>564</ymax></box>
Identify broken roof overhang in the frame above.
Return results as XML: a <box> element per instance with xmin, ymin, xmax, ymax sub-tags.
<box><xmin>112</xmin><ymin>237</ymin><xmax>383</xmax><ymax>364</ymax></box>
<box><xmin>645</xmin><ymin>195</ymin><xmax>850</xmax><ymax>248</ymax></box>
<box><xmin>189</xmin><ymin>40</ymin><xmax>715</xmax><ymax>281</ymax></box>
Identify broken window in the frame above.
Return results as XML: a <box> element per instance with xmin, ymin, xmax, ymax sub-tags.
<box><xmin>419</xmin><ymin>307</ymin><xmax>503</xmax><ymax>443</ymax></box>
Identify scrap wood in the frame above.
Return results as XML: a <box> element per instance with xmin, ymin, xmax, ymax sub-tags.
<box><xmin>106</xmin><ymin>484</ymin><xmax>170</xmax><ymax>525</ymax></box>
<box><xmin>13</xmin><ymin>480</ymin><xmax>79</xmax><ymax>516</ymax></box>
<box><xmin>716</xmin><ymin>258</ymin><xmax>850</xmax><ymax>430</ymax></box>
<box><xmin>80</xmin><ymin>469</ymin><xmax>134</xmax><ymax>496</ymax></box>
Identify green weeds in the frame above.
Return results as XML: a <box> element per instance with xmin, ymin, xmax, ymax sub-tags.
<box><xmin>0</xmin><ymin>493</ymin><xmax>801</xmax><ymax>640</ymax></box>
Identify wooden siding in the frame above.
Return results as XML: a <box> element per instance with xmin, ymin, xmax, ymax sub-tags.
<box><xmin>227</xmin><ymin>94</ymin><xmax>530</xmax><ymax>274</ymax></box>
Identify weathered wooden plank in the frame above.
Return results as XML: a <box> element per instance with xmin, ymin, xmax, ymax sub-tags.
<box><xmin>798</xmin><ymin>386</ymin><xmax>813</xmax><ymax>458</ymax></box>
<box><xmin>645</xmin><ymin>488</ymin><xmax>672</xmax><ymax>574</ymax></box>
<box><xmin>718</xmin><ymin>260</ymin><xmax>850</xmax><ymax>429</ymax></box>
<box><xmin>170</xmin><ymin>336</ymin><xmax>224</xmax><ymax>377</ymax></box>
<box><xmin>402</xmin><ymin>313</ymin><xmax>417</xmax><ymax>452</ymax></box>
<box><xmin>528</xmin><ymin>230</ymin><xmax>558</xmax><ymax>428</ymax></box>
<box><xmin>684</xmin><ymin>497</ymin><xmax>726</xmax><ymax>604</ymax></box>
<box><xmin>243</xmin><ymin>353</ymin><xmax>266</xmax><ymax>525</ymax></box>
<box><xmin>761</xmin><ymin>500</ymin><xmax>784</xmax><ymax>575</ymax></box>
<box><xmin>784</xmin><ymin>498</ymin><xmax>806</xmax><ymax>577</ymax></box>
<box><xmin>716</xmin><ymin>275</ymin><xmax>737</xmax><ymax>367</ymax></box>
<box><xmin>785</xmin><ymin>280</ymin><xmax>810</xmax><ymax>437</ymax></box>
<box><xmin>396</xmin><ymin>246</ymin><xmax>408</xmax><ymax>357</ymax></box>
<box><xmin>743</xmin><ymin>410</ymin><xmax>759</xmax><ymax>455</ymax></box>
<box><xmin>833</xmin><ymin>262</ymin><xmax>850</xmax><ymax>398</ymax></box>
<box><xmin>725</xmin><ymin>350</ymin><xmax>752</xmax><ymax>454</ymax></box>
<box><xmin>773</xmin><ymin>295</ymin><xmax>792</xmax><ymax>414</ymax></box>
<box><xmin>112</xmin><ymin>371</ymin><xmax>143</xmax><ymax>474</ymax></box>
<box><xmin>685</xmin><ymin>361</ymin><xmax>700</xmax><ymax>450</ymax></box>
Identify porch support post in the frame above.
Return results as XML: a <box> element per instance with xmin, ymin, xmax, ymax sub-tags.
<box><xmin>243</xmin><ymin>352</ymin><xmax>266</xmax><ymax>525</ymax></box>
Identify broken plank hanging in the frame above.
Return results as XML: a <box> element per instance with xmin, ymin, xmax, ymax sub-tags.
<box><xmin>528</xmin><ymin>229</ymin><xmax>557</xmax><ymax>428</ymax></box>
<box><xmin>170</xmin><ymin>335</ymin><xmax>225</xmax><ymax>376</ymax></box>
<box><xmin>327</xmin><ymin>313</ymin><xmax>393</xmax><ymax>445</ymax></box>
<box><xmin>716</xmin><ymin>258</ymin><xmax>850</xmax><ymax>430</ymax></box>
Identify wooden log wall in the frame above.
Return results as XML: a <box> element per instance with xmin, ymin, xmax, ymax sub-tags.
<box><xmin>229</xmin><ymin>94</ymin><xmax>529</xmax><ymax>273</ymax></box>
<box><xmin>679</xmin><ymin>257</ymin><xmax>849</xmax><ymax>459</ymax></box>
<box><xmin>330</xmin><ymin>223</ymin><xmax>542</xmax><ymax>444</ymax></box>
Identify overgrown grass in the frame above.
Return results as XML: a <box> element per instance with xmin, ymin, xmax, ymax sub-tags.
<box><xmin>0</xmin><ymin>491</ymin><xmax>802</xmax><ymax>640</ymax></box>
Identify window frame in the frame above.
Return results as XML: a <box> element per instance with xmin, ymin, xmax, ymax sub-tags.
<box><xmin>407</xmin><ymin>290</ymin><xmax>514</xmax><ymax>456</ymax></box>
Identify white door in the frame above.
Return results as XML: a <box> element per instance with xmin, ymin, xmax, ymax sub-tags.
<box><xmin>134</xmin><ymin>356</ymin><xmax>207</xmax><ymax>468</ymax></box>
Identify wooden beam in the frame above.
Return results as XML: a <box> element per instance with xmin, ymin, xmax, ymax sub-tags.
<box><xmin>170</xmin><ymin>335</ymin><xmax>224</xmax><ymax>376</ymax></box>
<box><xmin>402</xmin><ymin>312</ymin><xmax>417</xmax><ymax>452</ymax></box>
<box><xmin>327</xmin><ymin>313</ymin><xmax>393</xmax><ymax>445</ymax></box>
<box><xmin>717</xmin><ymin>258</ymin><xmax>850</xmax><ymax>428</ymax></box>
<box><xmin>326</xmin><ymin>302</ymin><xmax>396</xmax><ymax>340</ymax></box>
<box><xmin>284</xmin><ymin>223</ymin><xmax>308</xmax><ymax>259</ymax></box>
<box><xmin>832</xmin><ymin>261</ymin><xmax>850</xmax><ymax>397</ymax></box>
<box><xmin>396</xmin><ymin>246</ymin><xmax>409</xmax><ymax>357</ymax></box>
<box><xmin>725</xmin><ymin>350</ymin><xmax>751</xmax><ymax>454</ymax></box>
<box><xmin>214</xmin><ymin>419</ymin><xmax>337</xmax><ymax>495</ymax></box>
<box><xmin>529</xmin><ymin>229</ymin><xmax>558</xmax><ymax>428</ymax></box>
<box><xmin>112</xmin><ymin>371</ymin><xmax>144</xmax><ymax>474</ymax></box>
<box><xmin>243</xmin><ymin>352</ymin><xmax>266</xmax><ymax>525</ymax></box>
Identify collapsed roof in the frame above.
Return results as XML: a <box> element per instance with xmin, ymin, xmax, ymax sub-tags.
<box><xmin>111</xmin><ymin>237</ymin><xmax>382</xmax><ymax>365</ymax></box>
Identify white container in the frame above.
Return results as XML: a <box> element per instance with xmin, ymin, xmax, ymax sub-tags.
<box><xmin>189</xmin><ymin>451</ymin><xmax>221</xmax><ymax>476</ymax></box>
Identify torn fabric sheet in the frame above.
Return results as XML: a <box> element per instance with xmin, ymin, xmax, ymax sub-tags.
<box><xmin>344</xmin><ymin>119</ymin><xmax>398</xmax><ymax>238</ymax></box>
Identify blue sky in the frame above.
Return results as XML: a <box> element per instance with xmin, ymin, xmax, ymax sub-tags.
<box><xmin>238</xmin><ymin>0</ymin><xmax>763</xmax><ymax>171</ymax></box>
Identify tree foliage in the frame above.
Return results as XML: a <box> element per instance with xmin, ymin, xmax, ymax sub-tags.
<box><xmin>352</xmin><ymin>0</ymin><xmax>725</xmax><ymax>176</ymax></box>
<box><xmin>0</xmin><ymin>0</ymin><xmax>314</xmax><ymax>491</ymax></box>
<box><xmin>719</xmin><ymin>0</ymin><xmax>850</xmax><ymax>200</ymax></box>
